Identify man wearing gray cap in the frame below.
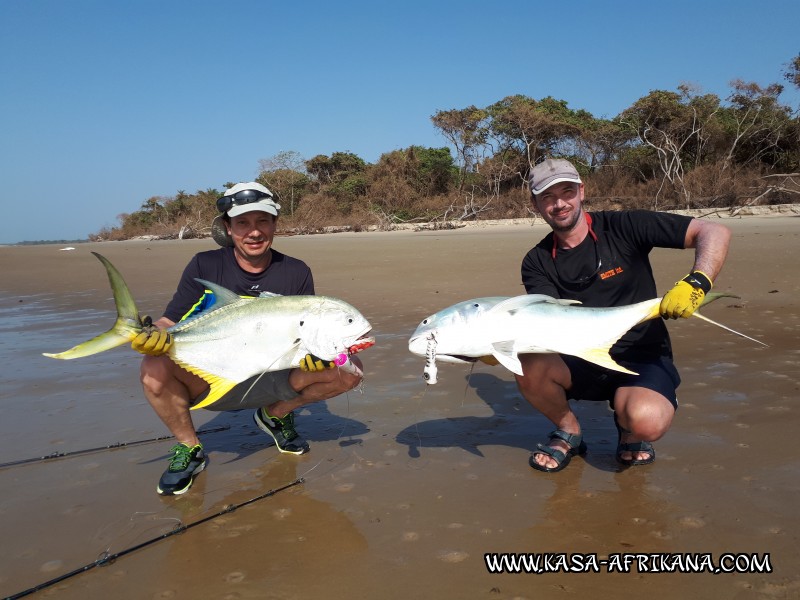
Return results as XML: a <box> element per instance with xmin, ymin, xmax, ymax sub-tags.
<box><xmin>518</xmin><ymin>159</ymin><xmax>731</xmax><ymax>472</ymax></box>
<box><xmin>132</xmin><ymin>182</ymin><xmax>364</xmax><ymax>495</ymax></box>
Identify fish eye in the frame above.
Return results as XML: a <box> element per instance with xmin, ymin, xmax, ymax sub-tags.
<box><xmin>348</xmin><ymin>318</ymin><xmax>353</xmax><ymax>323</ymax></box>
<box><xmin>422</xmin><ymin>319</ymin><xmax>428</xmax><ymax>324</ymax></box>
<box><xmin>473</xmin><ymin>303</ymin><xmax>479</xmax><ymax>308</ymax></box>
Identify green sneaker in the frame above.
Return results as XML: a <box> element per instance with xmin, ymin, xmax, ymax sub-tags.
<box><xmin>157</xmin><ymin>443</ymin><xmax>206</xmax><ymax>496</ymax></box>
<box><xmin>254</xmin><ymin>409</ymin><xmax>309</xmax><ymax>455</ymax></box>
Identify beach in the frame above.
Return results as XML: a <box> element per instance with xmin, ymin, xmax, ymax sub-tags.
<box><xmin>1</xmin><ymin>215</ymin><xmax>798</xmax><ymax>600</ymax></box>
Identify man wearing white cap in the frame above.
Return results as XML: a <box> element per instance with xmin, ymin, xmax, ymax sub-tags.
<box><xmin>518</xmin><ymin>159</ymin><xmax>731</xmax><ymax>472</ymax></box>
<box><xmin>132</xmin><ymin>182</ymin><xmax>363</xmax><ymax>495</ymax></box>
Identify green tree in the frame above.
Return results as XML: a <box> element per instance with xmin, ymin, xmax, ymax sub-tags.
<box><xmin>576</xmin><ymin>117</ymin><xmax>635</xmax><ymax>189</ymax></box>
<box><xmin>718</xmin><ymin>80</ymin><xmax>793</xmax><ymax>171</ymax></box>
<box><xmin>486</xmin><ymin>95</ymin><xmax>583</xmax><ymax>170</ymax></box>
<box><xmin>619</xmin><ymin>87</ymin><xmax>722</xmax><ymax>207</ymax></box>
<box><xmin>258</xmin><ymin>150</ymin><xmax>309</xmax><ymax>216</ymax></box>
<box><xmin>431</xmin><ymin>106</ymin><xmax>488</xmax><ymax>190</ymax></box>
<box><xmin>366</xmin><ymin>146</ymin><xmax>457</xmax><ymax>221</ymax></box>
<box><xmin>306</xmin><ymin>152</ymin><xmax>367</xmax><ymax>184</ymax></box>
<box><xmin>306</xmin><ymin>152</ymin><xmax>370</xmax><ymax>210</ymax></box>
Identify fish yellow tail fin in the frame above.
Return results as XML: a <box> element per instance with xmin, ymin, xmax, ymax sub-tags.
<box><xmin>641</xmin><ymin>291</ymin><xmax>740</xmax><ymax>323</ymax></box>
<box><xmin>637</xmin><ymin>292</ymin><xmax>766</xmax><ymax>347</ymax></box>
<box><xmin>43</xmin><ymin>252</ymin><xmax>143</xmax><ymax>360</ymax></box>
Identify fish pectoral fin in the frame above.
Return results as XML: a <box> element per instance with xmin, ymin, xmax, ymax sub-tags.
<box><xmin>490</xmin><ymin>341</ymin><xmax>524</xmax><ymax>376</ymax></box>
<box><xmin>573</xmin><ymin>347</ymin><xmax>638</xmax><ymax>375</ymax></box>
<box><xmin>543</xmin><ymin>297</ymin><xmax>582</xmax><ymax>306</ymax></box>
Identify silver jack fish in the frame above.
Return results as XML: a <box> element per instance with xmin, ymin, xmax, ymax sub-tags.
<box><xmin>45</xmin><ymin>252</ymin><xmax>375</xmax><ymax>409</ymax></box>
<box><xmin>409</xmin><ymin>293</ymin><xmax>765</xmax><ymax>383</ymax></box>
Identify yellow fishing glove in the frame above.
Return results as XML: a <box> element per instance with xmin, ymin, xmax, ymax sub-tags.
<box><xmin>131</xmin><ymin>315</ymin><xmax>173</xmax><ymax>356</ymax></box>
<box><xmin>659</xmin><ymin>271</ymin><xmax>713</xmax><ymax>319</ymax></box>
<box><xmin>299</xmin><ymin>353</ymin><xmax>336</xmax><ymax>372</ymax></box>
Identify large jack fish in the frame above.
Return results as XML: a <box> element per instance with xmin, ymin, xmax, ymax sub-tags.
<box><xmin>45</xmin><ymin>252</ymin><xmax>375</xmax><ymax>409</ymax></box>
<box><xmin>408</xmin><ymin>293</ymin><xmax>765</xmax><ymax>384</ymax></box>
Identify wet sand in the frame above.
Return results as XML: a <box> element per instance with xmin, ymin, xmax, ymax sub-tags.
<box><xmin>1</xmin><ymin>215</ymin><xmax>798</xmax><ymax>600</ymax></box>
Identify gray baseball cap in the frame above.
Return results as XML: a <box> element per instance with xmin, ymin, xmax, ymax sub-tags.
<box><xmin>529</xmin><ymin>159</ymin><xmax>582</xmax><ymax>195</ymax></box>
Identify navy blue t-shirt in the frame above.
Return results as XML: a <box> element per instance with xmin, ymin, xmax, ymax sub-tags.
<box><xmin>163</xmin><ymin>247</ymin><xmax>314</xmax><ymax>323</ymax></box>
<box><xmin>520</xmin><ymin>210</ymin><xmax>692</xmax><ymax>360</ymax></box>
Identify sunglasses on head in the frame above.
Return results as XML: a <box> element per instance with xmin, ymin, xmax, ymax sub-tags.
<box><xmin>216</xmin><ymin>189</ymin><xmax>273</xmax><ymax>213</ymax></box>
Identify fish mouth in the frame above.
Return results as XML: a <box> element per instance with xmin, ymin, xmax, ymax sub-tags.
<box><xmin>408</xmin><ymin>333</ymin><xmax>437</xmax><ymax>358</ymax></box>
<box><xmin>408</xmin><ymin>334</ymin><xmax>474</xmax><ymax>364</ymax></box>
<box><xmin>428</xmin><ymin>353</ymin><xmax>475</xmax><ymax>364</ymax></box>
<box><xmin>347</xmin><ymin>331</ymin><xmax>375</xmax><ymax>355</ymax></box>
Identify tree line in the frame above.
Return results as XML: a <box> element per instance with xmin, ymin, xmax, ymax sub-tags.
<box><xmin>94</xmin><ymin>55</ymin><xmax>800</xmax><ymax>241</ymax></box>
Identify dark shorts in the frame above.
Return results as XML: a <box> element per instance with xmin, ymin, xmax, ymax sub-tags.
<box><xmin>561</xmin><ymin>354</ymin><xmax>680</xmax><ymax>410</ymax></box>
<box><xmin>193</xmin><ymin>369</ymin><xmax>300</xmax><ymax>412</ymax></box>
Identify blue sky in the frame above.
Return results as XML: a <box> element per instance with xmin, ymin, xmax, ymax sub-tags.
<box><xmin>1</xmin><ymin>0</ymin><xmax>798</xmax><ymax>244</ymax></box>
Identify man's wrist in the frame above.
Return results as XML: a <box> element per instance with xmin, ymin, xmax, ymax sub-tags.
<box><xmin>682</xmin><ymin>271</ymin><xmax>713</xmax><ymax>294</ymax></box>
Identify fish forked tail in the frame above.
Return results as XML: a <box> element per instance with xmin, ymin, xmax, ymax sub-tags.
<box><xmin>642</xmin><ymin>292</ymin><xmax>768</xmax><ymax>347</ymax></box>
<box><xmin>43</xmin><ymin>252</ymin><xmax>143</xmax><ymax>360</ymax></box>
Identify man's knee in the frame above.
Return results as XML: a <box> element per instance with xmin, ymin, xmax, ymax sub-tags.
<box><xmin>617</xmin><ymin>394</ymin><xmax>674</xmax><ymax>441</ymax></box>
<box><xmin>516</xmin><ymin>354</ymin><xmax>570</xmax><ymax>394</ymax></box>
<box><xmin>140</xmin><ymin>355</ymin><xmax>175</xmax><ymax>394</ymax></box>
<box><xmin>629</xmin><ymin>416</ymin><xmax>670</xmax><ymax>441</ymax></box>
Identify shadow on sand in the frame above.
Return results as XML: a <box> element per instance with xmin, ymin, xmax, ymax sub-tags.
<box><xmin>396</xmin><ymin>371</ymin><xmax>626</xmax><ymax>473</ymax></box>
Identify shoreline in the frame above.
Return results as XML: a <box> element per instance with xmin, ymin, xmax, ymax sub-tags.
<box><xmin>2</xmin><ymin>203</ymin><xmax>797</xmax><ymax>248</ymax></box>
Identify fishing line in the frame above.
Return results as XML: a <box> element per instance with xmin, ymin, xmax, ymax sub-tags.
<box><xmin>233</xmin><ymin>360</ymin><xmax>363</xmax><ymax>485</ymax></box>
<box><xmin>463</xmin><ymin>363</ymin><xmax>477</xmax><ymax>407</ymax></box>
<box><xmin>409</xmin><ymin>334</ymin><xmax>438</xmax><ymax>457</ymax></box>
<box><xmin>294</xmin><ymin>375</ymin><xmax>365</xmax><ymax>483</ymax></box>
<box><xmin>4</xmin><ymin>478</ymin><xmax>305</xmax><ymax>600</ymax></box>
<box><xmin>236</xmin><ymin>368</ymin><xmax>270</xmax><ymax>408</ymax></box>
<box><xmin>7</xmin><ymin>375</ymin><xmax>363</xmax><ymax>598</ymax></box>
<box><xmin>411</xmin><ymin>396</ymin><xmax>426</xmax><ymax>460</ymax></box>
<box><xmin>409</xmin><ymin>360</ymin><xmax>482</xmax><ymax>461</ymax></box>
<box><xmin>96</xmin><ymin>361</ymin><xmax>361</xmax><ymax>585</ymax></box>
<box><xmin>0</xmin><ymin>425</ymin><xmax>231</xmax><ymax>470</ymax></box>
<box><xmin>8</xmin><ymin>328</ymin><xmax>368</xmax><ymax>596</ymax></box>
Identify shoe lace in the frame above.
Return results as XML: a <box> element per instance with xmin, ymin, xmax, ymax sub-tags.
<box><xmin>272</xmin><ymin>412</ymin><xmax>298</xmax><ymax>441</ymax></box>
<box><xmin>168</xmin><ymin>443</ymin><xmax>197</xmax><ymax>471</ymax></box>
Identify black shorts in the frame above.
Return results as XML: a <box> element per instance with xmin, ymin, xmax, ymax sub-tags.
<box><xmin>561</xmin><ymin>354</ymin><xmax>680</xmax><ymax>410</ymax></box>
<box><xmin>192</xmin><ymin>369</ymin><xmax>300</xmax><ymax>412</ymax></box>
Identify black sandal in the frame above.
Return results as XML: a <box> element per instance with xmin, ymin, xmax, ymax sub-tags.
<box><xmin>614</xmin><ymin>414</ymin><xmax>655</xmax><ymax>466</ymax></box>
<box><xmin>529</xmin><ymin>429</ymin><xmax>587</xmax><ymax>473</ymax></box>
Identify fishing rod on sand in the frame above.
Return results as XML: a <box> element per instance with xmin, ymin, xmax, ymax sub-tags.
<box><xmin>0</xmin><ymin>425</ymin><xmax>231</xmax><ymax>470</ymax></box>
<box><xmin>4</xmin><ymin>477</ymin><xmax>304</xmax><ymax>600</ymax></box>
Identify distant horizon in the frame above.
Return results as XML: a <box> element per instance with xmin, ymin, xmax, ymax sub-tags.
<box><xmin>1</xmin><ymin>239</ymin><xmax>89</xmax><ymax>247</ymax></box>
